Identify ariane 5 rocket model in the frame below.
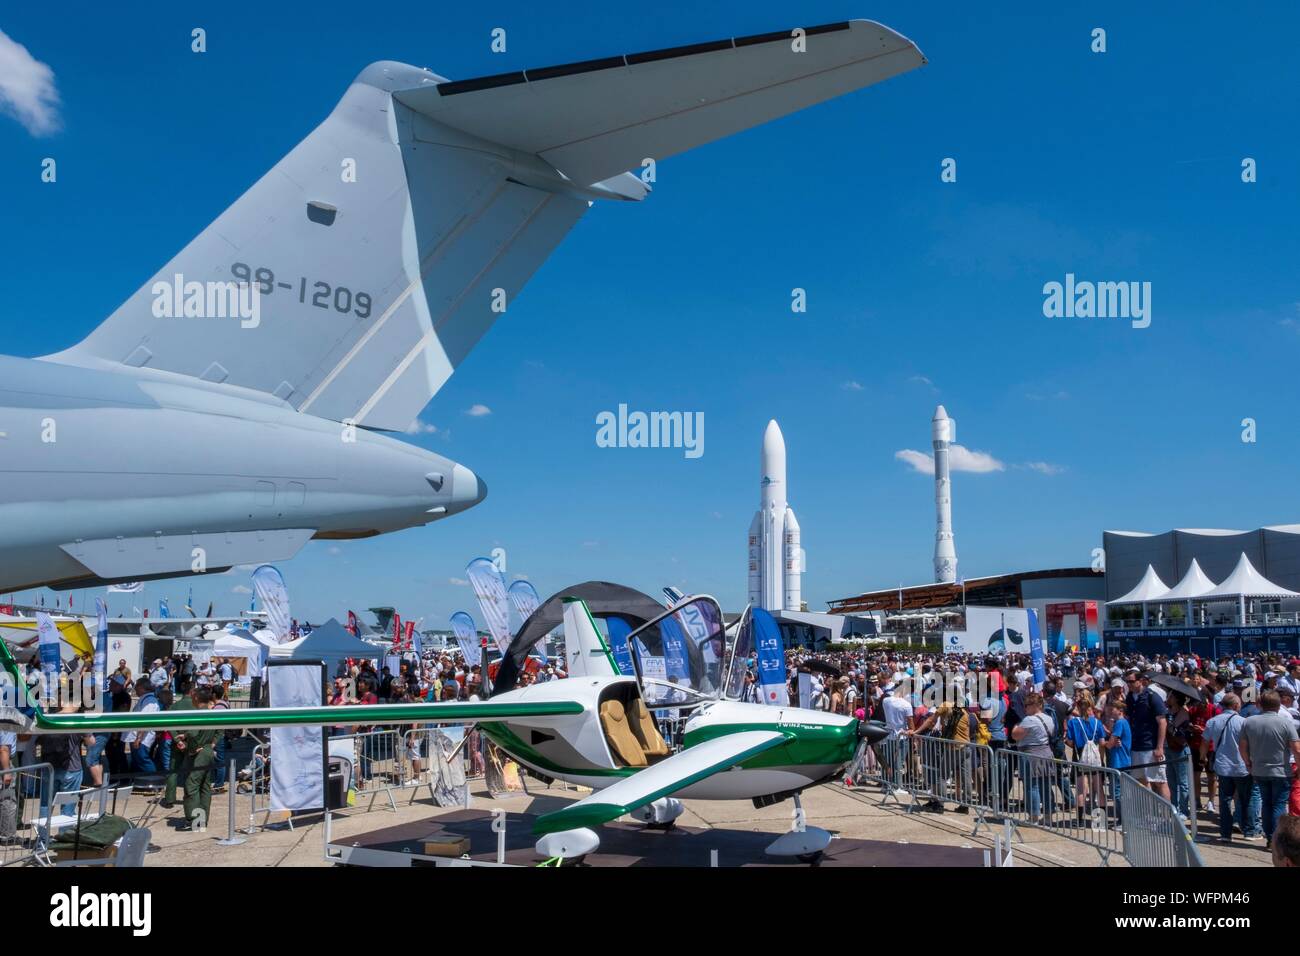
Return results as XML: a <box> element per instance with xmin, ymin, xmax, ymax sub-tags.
<box><xmin>748</xmin><ymin>420</ymin><xmax>804</xmax><ymax>611</ymax></box>
<box><xmin>932</xmin><ymin>404</ymin><xmax>958</xmax><ymax>584</ymax></box>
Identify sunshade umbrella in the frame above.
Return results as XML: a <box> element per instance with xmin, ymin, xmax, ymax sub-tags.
<box><xmin>1145</xmin><ymin>671</ymin><xmax>1203</xmax><ymax>703</ymax></box>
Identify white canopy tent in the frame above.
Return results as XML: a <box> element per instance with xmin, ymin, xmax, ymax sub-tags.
<box><xmin>1198</xmin><ymin>553</ymin><xmax>1300</xmax><ymax>625</ymax></box>
<box><xmin>1155</xmin><ymin>559</ymin><xmax>1218</xmax><ymax>627</ymax></box>
<box><xmin>211</xmin><ymin>632</ymin><xmax>267</xmax><ymax>680</ymax></box>
<box><xmin>1107</xmin><ymin>564</ymin><xmax>1171</xmax><ymax>626</ymax></box>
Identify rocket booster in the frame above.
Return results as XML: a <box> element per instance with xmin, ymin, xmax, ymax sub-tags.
<box><xmin>748</xmin><ymin>420</ymin><xmax>804</xmax><ymax>611</ymax></box>
<box><xmin>932</xmin><ymin>404</ymin><xmax>958</xmax><ymax>584</ymax></box>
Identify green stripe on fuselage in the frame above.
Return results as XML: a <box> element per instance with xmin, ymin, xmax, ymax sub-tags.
<box><xmin>683</xmin><ymin>719</ymin><xmax>858</xmax><ymax>771</ymax></box>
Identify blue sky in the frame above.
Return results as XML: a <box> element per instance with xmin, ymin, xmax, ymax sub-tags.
<box><xmin>2</xmin><ymin>2</ymin><xmax>1297</xmax><ymax>625</ymax></box>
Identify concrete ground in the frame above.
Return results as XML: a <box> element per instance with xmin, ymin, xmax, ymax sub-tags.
<box><xmin>89</xmin><ymin>776</ymin><xmax>1270</xmax><ymax>868</ymax></box>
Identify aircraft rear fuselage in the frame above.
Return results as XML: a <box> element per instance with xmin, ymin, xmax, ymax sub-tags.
<box><xmin>0</xmin><ymin>353</ymin><xmax>484</xmax><ymax>592</ymax></box>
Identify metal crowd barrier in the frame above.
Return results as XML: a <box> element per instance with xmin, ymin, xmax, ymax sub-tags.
<box><xmin>1119</xmin><ymin>770</ymin><xmax>1202</xmax><ymax>867</ymax></box>
<box><xmin>0</xmin><ymin>762</ymin><xmax>54</xmax><ymax>867</ymax></box>
<box><xmin>851</xmin><ymin>734</ymin><xmax>1200</xmax><ymax>867</ymax></box>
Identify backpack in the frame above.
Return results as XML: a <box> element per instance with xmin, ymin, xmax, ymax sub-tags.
<box><xmin>942</xmin><ymin>706</ymin><xmax>966</xmax><ymax>740</ymax></box>
<box><xmin>1072</xmin><ymin>716</ymin><xmax>1102</xmax><ymax>767</ymax></box>
<box><xmin>970</xmin><ymin>712</ymin><xmax>991</xmax><ymax>747</ymax></box>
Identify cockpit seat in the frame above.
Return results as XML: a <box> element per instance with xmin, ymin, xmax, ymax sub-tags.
<box><xmin>600</xmin><ymin>700</ymin><xmax>647</xmax><ymax>767</ymax></box>
<box><xmin>627</xmin><ymin>698</ymin><xmax>671</xmax><ymax>758</ymax></box>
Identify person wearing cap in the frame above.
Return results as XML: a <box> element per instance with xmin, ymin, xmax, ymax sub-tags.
<box><xmin>1125</xmin><ymin>669</ymin><xmax>1171</xmax><ymax>801</ymax></box>
<box><xmin>148</xmin><ymin>659</ymin><xmax>168</xmax><ymax>692</ymax></box>
<box><xmin>1202</xmin><ymin>694</ymin><xmax>1262</xmax><ymax>842</ymax></box>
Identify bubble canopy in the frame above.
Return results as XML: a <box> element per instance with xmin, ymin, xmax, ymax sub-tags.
<box><xmin>628</xmin><ymin>596</ymin><xmax>729</xmax><ymax>706</ymax></box>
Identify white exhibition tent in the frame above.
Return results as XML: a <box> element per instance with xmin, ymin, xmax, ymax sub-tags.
<box><xmin>1107</xmin><ymin>565</ymin><xmax>1171</xmax><ymax>626</ymax></box>
<box><xmin>268</xmin><ymin>617</ymin><xmax>378</xmax><ymax>670</ymax></box>
<box><xmin>1151</xmin><ymin>559</ymin><xmax>1218</xmax><ymax>627</ymax></box>
<box><xmin>1198</xmin><ymin>553</ymin><xmax>1300</xmax><ymax>623</ymax></box>
<box><xmin>211</xmin><ymin>632</ymin><xmax>267</xmax><ymax>679</ymax></box>
<box><xmin>1108</xmin><ymin>564</ymin><xmax>1170</xmax><ymax>605</ymax></box>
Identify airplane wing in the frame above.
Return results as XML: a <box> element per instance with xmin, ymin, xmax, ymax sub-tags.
<box><xmin>20</xmin><ymin>698</ymin><xmax>584</xmax><ymax>734</ymax></box>
<box><xmin>532</xmin><ymin>729</ymin><xmax>787</xmax><ymax>834</ymax></box>
<box><xmin>45</xmin><ymin>20</ymin><xmax>921</xmax><ymax>432</ymax></box>
<box><xmin>398</xmin><ymin>19</ymin><xmax>926</xmax><ymax>188</ymax></box>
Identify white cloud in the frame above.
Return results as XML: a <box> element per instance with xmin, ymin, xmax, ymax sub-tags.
<box><xmin>895</xmin><ymin>444</ymin><xmax>1006</xmax><ymax>475</ymax></box>
<box><xmin>0</xmin><ymin>30</ymin><xmax>60</xmax><ymax>136</ymax></box>
<box><xmin>465</xmin><ymin>404</ymin><xmax>491</xmax><ymax>417</ymax></box>
<box><xmin>841</xmin><ymin>381</ymin><xmax>864</xmax><ymax>391</ymax></box>
<box><xmin>404</xmin><ymin>419</ymin><xmax>439</xmax><ymax>435</ymax></box>
<box><xmin>326</xmin><ymin>545</ymin><xmax>342</xmax><ymax>555</ymax></box>
<box><xmin>231</xmin><ymin>584</ymin><xmax>252</xmax><ymax>594</ymax></box>
<box><xmin>907</xmin><ymin>375</ymin><xmax>938</xmax><ymax>391</ymax></box>
<box><xmin>448</xmin><ymin>577</ymin><xmax>469</xmax><ymax>586</ymax></box>
<box><xmin>1022</xmin><ymin>461</ymin><xmax>1065</xmax><ymax>476</ymax></box>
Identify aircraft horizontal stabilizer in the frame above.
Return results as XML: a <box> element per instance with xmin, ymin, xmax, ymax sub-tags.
<box><xmin>59</xmin><ymin>529</ymin><xmax>316</xmax><ymax>582</ymax></box>
<box><xmin>396</xmin><ymin>20</ymin><xmax>925</xmax><ymax>188</ymax></box>
<box><xmin>532</xmin><ymin>730</ymin><xmax>787</xmax><ymax>834</ymax></box>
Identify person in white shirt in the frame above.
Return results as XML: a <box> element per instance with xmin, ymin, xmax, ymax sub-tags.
<box><xmin>125</xmin><ymin>678</ymin><xmax>162</xmax><ymax>773</ymax></box>
<box><xmin>148</xmin><ymin>660</ymin><xmax>168</xmax><ymax>691</ymax></box>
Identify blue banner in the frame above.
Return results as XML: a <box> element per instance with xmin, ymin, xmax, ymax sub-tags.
<box><xmin>604</xmin><ymin>616</ymin><xmax>637</xmax><ymax>676</ymax></box>
<box><xmin>158</xmin><ymin>599</ymin><xmax>170</xmax><ymax>619</ymax></box>
<box><xmin>449</xmin><ymin>611</ymin><xmax>481</xmax><ymax>667</ymax></box>
<box><xmin>659</xmin><ymin>615</ymin><xmax>691</xmax><ymax>687</ymax></box>
<box><xmin>94</xmin><ymin>597</ymin><xmax>109</xmax><ymax>697</ymax></box>
<box><xmin>1027</xmin><ymin>609</ymin><xmax>1046</xmax><ymax>686</ymax></box>
<box><xmin>751</xmin><ymin>608</ymin><xmax>789</xmax><ymax>706</ymax></box>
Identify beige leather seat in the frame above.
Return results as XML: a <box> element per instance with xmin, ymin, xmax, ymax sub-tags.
<box><xmin>627</xmin><ymin>698</ymin><xmax>670</xmax><ymax>758</ymax></box>
<box><xmin>600</xmin><ymin>700</ymin><xmax>647</xmax><ymax>767</ymax></box>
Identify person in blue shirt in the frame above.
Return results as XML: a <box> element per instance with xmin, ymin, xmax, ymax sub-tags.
<box><xmin>1103</xmin><ymin>698</ymin><xmax>1133</xmax><ymax>830</ymax></box>
<box><xmin>1067</xmin><ymin>693</ymin><xmax>1107</xmax><ymax>820</ymax></box>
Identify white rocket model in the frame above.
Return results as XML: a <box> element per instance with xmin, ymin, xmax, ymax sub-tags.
<box><xmin>932</xmin><ymin>405</ymin><xmax>958</xmax><ymax>584</ymax></box>
<box><xmin>748</xmin><ymin>420</ymin><xmax>804</xmax><ymax>611</ymax></box>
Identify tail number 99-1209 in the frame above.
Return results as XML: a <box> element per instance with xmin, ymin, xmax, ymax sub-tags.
<box><xmin>230</xmin><ymin>262</ymin><xmax>372</xmax><ymax>319</ymax></box>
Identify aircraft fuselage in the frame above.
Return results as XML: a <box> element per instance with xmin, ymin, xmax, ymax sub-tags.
<box><xmin>0</xmin><ymin>353</ymin><xmax>484</xmax><ymax>592</ymax></box>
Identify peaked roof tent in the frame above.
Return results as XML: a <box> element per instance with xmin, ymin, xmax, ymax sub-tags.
<box><xmin>1200</xmin><ymin>553</ymin><xmax>1300</xmax><ymax>599</ymax></box>
<box><xmin>1107</xmin><ymin>565</ymin><xmax>1170</xmax><ymax>605</ymax></box>
<box><xmin>1159</xmin><ymin>559</ymin><xmax>1218</xmax><ymax>600</ymax></box>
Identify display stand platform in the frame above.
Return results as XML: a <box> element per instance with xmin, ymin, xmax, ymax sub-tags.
<box><xmin>327</xmin><ymin>808</ymin><xmax>986</xmax><ymax>867</ymax></box>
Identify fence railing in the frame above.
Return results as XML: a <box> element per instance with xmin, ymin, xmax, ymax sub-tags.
<box><xmin>851</xmin><ymin>733</ymin><xmax>1201</xmax><ymax>867</ymax></box>
<box><xmin>0</xmin><ymin>762</ymin><xmax>53</xmax><ymax>867</ymax></box>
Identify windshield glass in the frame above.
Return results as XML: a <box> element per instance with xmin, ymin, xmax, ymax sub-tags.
<box><xmin>629</xmin><ymin>596</ymin><xmax>727</xmax><ymax>706</ymax></box>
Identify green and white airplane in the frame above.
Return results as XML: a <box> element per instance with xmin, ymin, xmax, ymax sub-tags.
<box><xmin>1</xmin><ymin>595</ymin><xmax>885</xmax><ymax>860</ymax></box>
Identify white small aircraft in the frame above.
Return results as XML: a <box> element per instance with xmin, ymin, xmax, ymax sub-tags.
<box><xmin>1</xmin><ymin>595</ymin><xmax>885</xmax><ymax>861</ymax></box>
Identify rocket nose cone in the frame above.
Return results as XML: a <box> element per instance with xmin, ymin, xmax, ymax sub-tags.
<box><xmin>933</xmin><ymin>405</ymin><xmax>949</xmax><ymax>421</ymax></box>
<box><xmin>762</xmin><ymin>419</ymin><xmax>785</xmax><ymax>455</ymax></box>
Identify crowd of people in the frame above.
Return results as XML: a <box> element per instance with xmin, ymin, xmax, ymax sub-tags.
<box><xmin>5</xmin><ymin>637</ymin><xmax>1299</xmax><ymax>866</ymax></box>
<box><xmin>774</xmin><ymin>645</ymin><xmax>1300</xmax><ymax>862</ymax></box>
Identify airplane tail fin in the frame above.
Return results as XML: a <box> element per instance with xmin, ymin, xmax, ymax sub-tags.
<box><xmin>46</xmin><ymin>20</ymin><xmax>921</xmax><ymax>432</ymax></box>
<box><xmin>560</xmin><ymin>599</ymin><xmax>621</xmax><ymax>680</ymax></box>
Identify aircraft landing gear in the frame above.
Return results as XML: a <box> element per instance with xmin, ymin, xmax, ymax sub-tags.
<box><xmin>631</xmin><ymin>797</ymin><xmax>684</xmax><ymax>829</ymax></box>
<box><xmin>764</xmin><ymin>793</ymin><xmax>832</xmax><ymax>863</ymax></box>
<box><xmin>534</xmin><ymin>827</ymin><xmax>600</xmax><ymax>862</ymax></box>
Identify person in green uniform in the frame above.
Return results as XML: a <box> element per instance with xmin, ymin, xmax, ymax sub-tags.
<box><xmin>175</xmin><ymin>687</ymin><xmax>218</xmax><ymax>830</ymax></box>
<box><xmin>161</xmin><ymin>685</ymin><xmax>198</xmax><ymax>807</ymax></box>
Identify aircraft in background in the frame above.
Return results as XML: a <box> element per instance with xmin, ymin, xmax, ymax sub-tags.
<box><xmin>0</xmin><ymin>20</ymin><xmax>924</xmax><ymax>593</ymax></box>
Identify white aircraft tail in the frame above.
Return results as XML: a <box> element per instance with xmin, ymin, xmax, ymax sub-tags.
<box><xmin>561</xmin><ymin>599</ymin><xmax>620</xmax><ymax>679</ymax></box>
<box><xmin>47</xmin><ymin>21</ymin><xmax>922</xmax><ymax>432</ymax></box>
